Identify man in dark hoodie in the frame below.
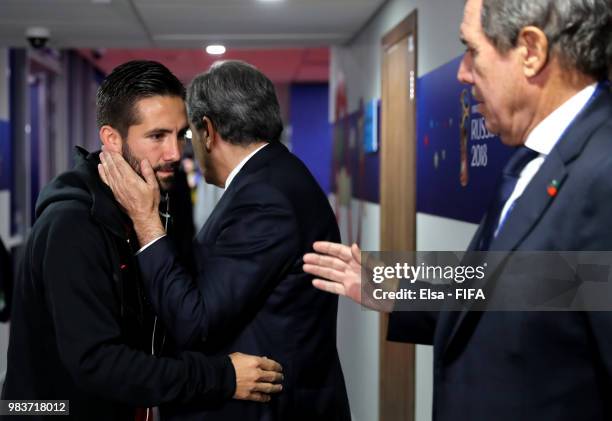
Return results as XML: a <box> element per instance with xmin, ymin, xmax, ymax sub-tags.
<box><xmin>1</xmin><ymin>61</ymin><xmax>283</xmax><ymax>420</ymax></box>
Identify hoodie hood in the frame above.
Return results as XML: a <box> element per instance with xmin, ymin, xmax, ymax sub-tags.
<box><xmin>35</xmin><ymin>146</ymin><xmax>132</xmax><ymax>240</ymax></box>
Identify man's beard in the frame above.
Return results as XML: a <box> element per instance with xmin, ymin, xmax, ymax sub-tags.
<box><xmin>121</xmin><ymin>142</ymin><xmax>178</xmax><ymax>191</ymax></box>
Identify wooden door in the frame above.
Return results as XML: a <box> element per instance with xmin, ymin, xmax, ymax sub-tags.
<box><xmin>379</xmin><ymin>10</ymin><xmax>418</xmax><ymax>421</ymax></box>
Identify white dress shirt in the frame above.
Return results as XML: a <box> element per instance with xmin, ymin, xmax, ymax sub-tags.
<box><xmin>495</xmin><ymin>83</ymin><xmax>597</xmax><ymax>235</ymax></box>
<box><xmin>224</xmin><ymin>143</ymin><xmax>268</xmax><ymax>190</ymax></box>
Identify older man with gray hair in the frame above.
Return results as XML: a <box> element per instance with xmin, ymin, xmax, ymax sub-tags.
<box><xmin>303</xmin><ymin>0</ymin><xmax>612</xmax><ymax>419</ymax></box>
<box><xmin>99</xmin><ymin>60</ymin><xmax>351</xmax><ymax>421</ymax></box>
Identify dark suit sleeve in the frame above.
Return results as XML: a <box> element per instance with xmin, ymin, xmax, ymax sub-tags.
<box><xmin>385</xmin><ymin>278</ymin><xmax>439</xmax><ymax>345</ymax></box>
<box><xmin>167</xmin><ymin>168</ymin><xmax>197</xmax><ymax>276</ymax></box>
<box><xmin>387</xmin><ymin>310</ymin><xmax>438</xmax><ymax>345</ymax></box>
<box><xmin>138</xmin><ymin>183</ymin><xmax>300</xmax><ymax>348</ymax></box>
<box><xmin>42</xmin><ymin>208</ymin><xmax>235</xmax><ymax>406</ymax></box>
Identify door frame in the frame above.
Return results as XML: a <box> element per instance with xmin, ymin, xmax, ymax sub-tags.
<box><xmin>379</xmin><ymin>10</ymin><xmax>418</xmax><ymax>421</ymax></box>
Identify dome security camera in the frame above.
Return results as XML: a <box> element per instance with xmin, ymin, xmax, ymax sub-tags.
<box><xmin>25</xmin><ymin>27</ymin><xmax>50</xmax><ymax>49</ymax></box>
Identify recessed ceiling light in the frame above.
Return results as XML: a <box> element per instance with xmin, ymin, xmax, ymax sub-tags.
<box><xmin>206</xmin><ymin>44</ymin><xmax>226</xmax><ymax>55</ymax></box>
<box><xmin>258</xmin><ymin>0</ymin><xmax>284</xmax><ymax>2</ymax></box>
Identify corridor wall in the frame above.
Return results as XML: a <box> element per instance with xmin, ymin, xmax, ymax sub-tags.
<box><xmin>330</xmin><ymin>1</ymin><xmax>477</xmax><ymax>420</ymax></box>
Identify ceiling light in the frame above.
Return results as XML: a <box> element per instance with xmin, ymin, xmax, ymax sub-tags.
<box><xmin>206</xmin><ymin>44</ymin><xmax>226</xmax><ymax>55</ymax></box>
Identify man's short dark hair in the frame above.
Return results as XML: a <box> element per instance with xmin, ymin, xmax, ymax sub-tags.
<box><xmin>187</xmin><ymin>60</ymin><xmax>284</xmax><ymax>146</ymax></box>
<box><xmin>96</xmin><ymin>60</ymin><xmax>185</xmax><ymax>138</ymax></box>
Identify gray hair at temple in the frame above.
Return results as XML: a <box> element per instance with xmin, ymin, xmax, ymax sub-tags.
<box><xmin>186</xmin><ymin>60</ymin><xmax>283</xmax><ymax>146</ymax></box>
<box><xmin>481</xmin><ymin>0</ymin><xmax>612</xmax><ymax>80</ymax></box>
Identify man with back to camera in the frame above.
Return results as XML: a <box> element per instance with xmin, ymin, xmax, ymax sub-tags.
<box><xmin>302</xmin><ymin>0</ymin><xmax>612</xmax><ymax>420</ymax></box>
<box><xmin>1</xmin><ymin>60</ymin><xmax>283</xmax><ymax>421</ymax></box>
<box><xmin>98</xmin><ymin>60</ymin><xmax>351</xmax><ymax>421</ymax></box>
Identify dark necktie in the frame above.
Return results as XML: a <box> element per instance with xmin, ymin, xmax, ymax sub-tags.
<box><xmin>476</xmin><ymin>146</ymin><xmax>539</xmax><ymax>251</ymax></box>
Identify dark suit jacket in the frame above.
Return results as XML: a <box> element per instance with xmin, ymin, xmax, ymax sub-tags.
<box><xmin>138</xmin><ymin>142</ymin><xmax>351</xmax><ymax>421</ymax></box>
<box><xmin>388</xmin><ymin>86</ymin><xmax>612</xmax><ymax>420</ymax></box>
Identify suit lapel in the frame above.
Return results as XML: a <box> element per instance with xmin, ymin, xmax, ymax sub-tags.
<box><xmin>196</xmin><ymin>142</ymin><xmax>289</xmax><ymax>244</ymax></box>
<box><xmin>440</xmin><ymin>156</ymin><xmax>567</xmax><ymax>355</ymax></box>
<box><xmin>440</xmin><ymin>87</ymin><xmax>612</xmax><ymax>357</ymax></box>
<box><xmin>197</xmin><ymin>188</ymin><xmax>233</xmax><ymax>243</ymax></box>
<box><xmin>490</xmin><ymin>153</ymin><xmax>567</xmax><ymax>251</ymax></box>
<box><xmin>489</xmin><ymin>87</ymin><xmax>612</xmax><ymax>252</ymax></box>
<box><xmin>466</xmin><ymin>217</ymin><xmax>486</xmax><ymax>252</ymax></box>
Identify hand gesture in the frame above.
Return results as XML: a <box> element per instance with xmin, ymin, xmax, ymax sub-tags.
<box><xmin>303</xmin><ymin>242</ymin><xmax>363</xmax><ymax>303</ymax></box>
<box><xmin>303</xmin><ymin>241</ymin><xmax>395</xmax><ymax>312</ymax></box>
<box><xmin>98</xmin><ymin>150</ymin><xmax>165</xmax><ymax>245</ymax></box>
<box><xmin>229</xmin><ymin>353</ymin><xmax>283</xmax><ymax>403</ymax></box>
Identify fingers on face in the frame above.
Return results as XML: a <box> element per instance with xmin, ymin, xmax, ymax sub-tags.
<box><xmin>98</xmin><ymin>154</ymin><xmax>118</xmax><ymax>190</ymax></box>
<box><xmin>97</xmin><ymin>164</ymin><xmax>109</xmax><ymax>185</ymax></box>
<box><xmin>140</xmin><ymin>159</ymin><xmax>157</xmax><ymax>186</ymax></box>
<box><xmin>99</xmin><ymin>151</ymin><xmax>122</xmax><ymax>181</ymax></box>
<box><xmin>103</xmin><ymin>150</ymin><xmax>139</xmax><ymax>176</ymax></box>
<box><xmin>98</xmin><ymin>152</ymin><xmax>107</xmax><ymax>172</ymax></box>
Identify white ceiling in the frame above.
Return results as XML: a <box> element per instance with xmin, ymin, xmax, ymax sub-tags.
<box><xmin>0</xmin><ymin>0</ymin><xmax>387</xmax><ymax>49</ymax></box>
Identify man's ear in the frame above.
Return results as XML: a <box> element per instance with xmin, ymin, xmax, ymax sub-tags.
<box><xmin>517</xmin><ymin>26</ymin><xmax>549</xmax><ymax>78</ymax></box>
<box><xmin>99</xmin><ymin>125</ymin><xmax>123</xmax><ymax>153</ymax></box>
<box><xmin>202</xmin><ymin>117</ymin><xmax>216</xmax><ymax>151</ymax></box>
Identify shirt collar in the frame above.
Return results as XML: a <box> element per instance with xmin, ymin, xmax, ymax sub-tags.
<box><xmin>524</xmin><ymin>83</ymin><xmax>597</xmax><ymax>156</ymax></box>
<box><xmin>224</xmin><ymin>143</ymin><xmax>269</xmax><ymax>190</ymax></box>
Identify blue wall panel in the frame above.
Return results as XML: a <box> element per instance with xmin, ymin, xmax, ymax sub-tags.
<box><xmin>290</xmin><ymin>83</ymin><xmax>332</xmax><ymax>194</ymax></box>
<box><xmin>416</xmin><ymin>56</ymin><xmax>514</xmax><ymax>224</ymax></box>
<box><xmin>330</xmin><ymin>106</ymin><xmax>380</xmax><ymax>204</ymax></box>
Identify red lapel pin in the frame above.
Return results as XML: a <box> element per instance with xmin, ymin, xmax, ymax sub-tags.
<box><xmin>547</xmin><ymin>180</ymin><xmax>559</xmax><ymax>197</ymax></box>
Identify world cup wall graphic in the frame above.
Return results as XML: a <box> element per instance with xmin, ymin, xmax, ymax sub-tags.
<box><xmin>417</xmin><ymin>56</ymin><xmax>514</xmax><ymax>224</ymax></box>
<box><xmin>330</xmin><ymin>55</ymin><xmax>516</xmax><ymax>226</ymax></box>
